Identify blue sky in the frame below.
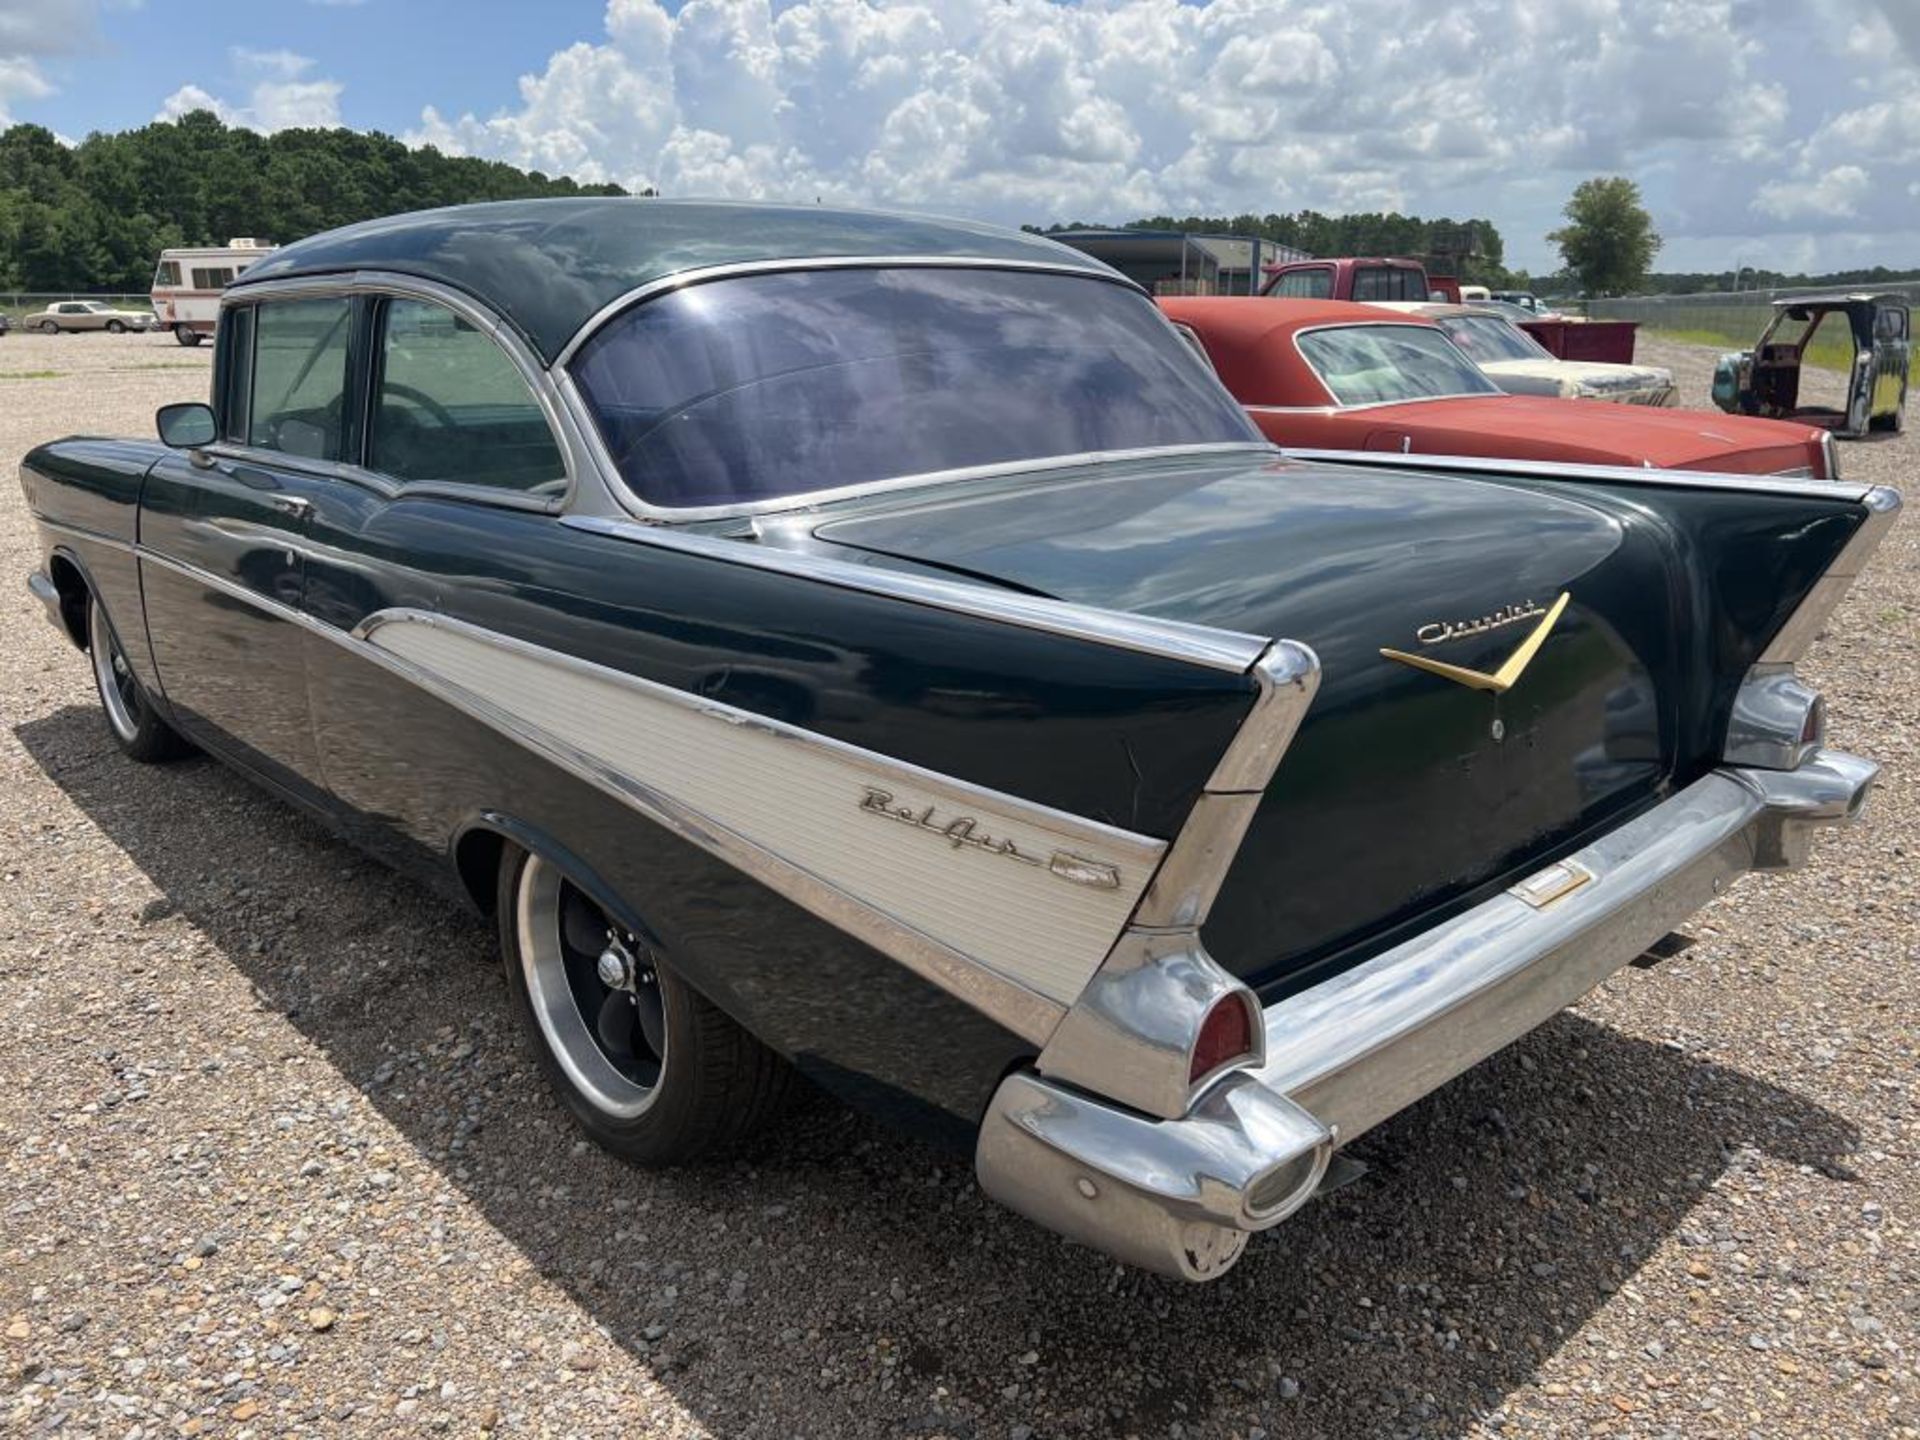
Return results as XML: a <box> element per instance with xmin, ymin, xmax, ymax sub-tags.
<box><xmin>5</xmin><ymin>0</ymin><xmax>1918</xmax><ymax>276</ymax></box>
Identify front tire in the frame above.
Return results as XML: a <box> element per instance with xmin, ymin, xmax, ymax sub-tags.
<box><xmin>87</xmin><ymin>593</ymin><xmax>192</xmax><ymax>762</ymax></box>
<box><xmin>174</xmin><ymin>325</ymin><xmax>203</xmax><ymax>347</ymax></box>
<box><xmin>106</xmin><ymin>319</ymin><xmax>126</xmax><ymax>334</ymax></box>
<box><xmin>497</xmin><ymin>847</ymin><xmax>794</xmax><ymax>1163</ymax></box>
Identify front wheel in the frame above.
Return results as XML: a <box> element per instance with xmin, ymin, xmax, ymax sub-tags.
<box><xmin>498</xmin><ymin>848</ymin><xmax>794</xmax><ymax>1163</ymax></box>
<box><xmin>106</xmin><ymin>319</ymin><xmax>126</xmax><ymax>334</ymax></box>
<box><xmin>88</xmin><ymin>593</ymin><xmax>192</xmax><ymax>762</ymax></box>
<box><xmin>174</xmin><ymin>325</ymin><xmax>203</xmax><ymax>347</ymax></box>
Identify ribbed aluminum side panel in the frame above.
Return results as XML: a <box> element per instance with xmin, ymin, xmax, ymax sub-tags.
<box><xmin>367</xmin><ymin>615</ymin><xmax>1164</xmax><ymax>1005</ymax></box>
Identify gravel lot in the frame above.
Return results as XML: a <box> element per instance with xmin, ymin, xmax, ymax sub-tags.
<box><xmin>1</xmin><ymin>328</ymin><xmax>1913</xmax><ymax>1439</ymax></box>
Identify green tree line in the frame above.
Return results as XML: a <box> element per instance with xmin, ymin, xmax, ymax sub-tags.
<box><xmin>0</xmin><ymin>111</ymin><xmax>629</xmax><ymax>292</ymax></box>
<box><xmin>1030</xmin><ymin>210</ymin><xmax>1511</xmax><ymax>285</ymax></box>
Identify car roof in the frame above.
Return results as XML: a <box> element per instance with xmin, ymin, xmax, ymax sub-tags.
<box><xmin>227</xmin><ymin>197</ymin><xmax>1118</xmax><ymax>363</ymax></box>
<box><xmin>1770</xmin><ymin>292</ymin><xmax>1909</xmax><ymax>309</ymax></box>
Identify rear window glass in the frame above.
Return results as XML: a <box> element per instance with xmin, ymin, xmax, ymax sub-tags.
<box><xmin>1267</xmin><ymin>268</ymin><xmax>1333</xmax><ymax>299</ymax></box>
<box><xmin>1437</xmin><ymin>314</ymin><xmax>1550</xmax><ymax>364</ymax></box>
<box><xmin>1297</xmin><ymin>324</ymin><xmax>1500</xmax><ymax>406</ymax></box>
<box><xmin>569</xmin><ymin>266</ymin><xmax>1259</xmax><ymax>509</ymax></box>
<box><xmin>1351</xmin><ymin>267</ymin><xmax>1427</xmax><ymax>302</ymax></box>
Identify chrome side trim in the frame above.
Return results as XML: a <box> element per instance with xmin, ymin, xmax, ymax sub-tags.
<box><xmin>357</xmin><ymin>609</ymin><xmax>1165</xmax><ymax>1015</ymax></box>
<box><xmin>127</xmin><ymin>545</ymin><xmax>1169</xmax><ymax>1038</ymax></box>
<box><xmin>559</xmin><ymin>514</ymin><xmax>1272</xmax><ymax>674</ymax></box>
<box><xmin>33</xmin><ymin>515</ymin><xmax>135</xmax><ymax>554</ymax></box>
<box><xmin>1760</xmin><ymin>484</ymin><xmax>1902</xmax><ymax>662</ymax></box>
<box><xmin>1034</xmin><ymin>641</ymin><xmax>1321</xmax><ymax>1119</ymax></box>
<box><xmin>550</xmin><ymin>255</ymin><xmax>1138</xmax><ymax>368</ymax></box>
<box><xmin>1278</xmin><ymin>446</ymin><xmax>1886</xmax><ymax>503</ymax></box>
<box><xmin>978</xmin><ymin>747</ymin><xmax>1878</xmax><ymax>1281</ymax></box>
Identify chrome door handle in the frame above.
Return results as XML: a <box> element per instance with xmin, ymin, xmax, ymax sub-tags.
<box><xmin>268</xmin><ymin>495</ymin><xmax>314</xmax><ymax>519</ymax></box>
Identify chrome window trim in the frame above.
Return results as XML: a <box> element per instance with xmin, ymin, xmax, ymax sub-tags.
<box><xmin>550</xmin><ymin>254</ymin><xmax>1139</xmax><ymax>368</ymax></box>
<box><xmin>546</xmin><ymin>255</ymin><xmax>1263</xmax><ymax>524</ymax></box>
<box><xmin>1277</xmin><ymin>447</ymin><xmax>1889</xmax><ymax>503</ymax></box>
<box><xmin>220</xmin><ymin>271</ymin><xmax>590</xmax><ymax>511</ymax></box>
<box><xmin>1287</xmin><ymin>320</ymin><xmax>1504</xmax><ymax>408</ymax></box>
<box><xmin>559</xmin><ymin>512</ymin><xmax>1273</xmax><ymax>674</ymax></box>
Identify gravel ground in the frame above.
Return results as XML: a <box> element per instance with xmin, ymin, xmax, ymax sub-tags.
<box><xmin>1</xmin><ymin>328</ymin><xmax>1913</xmax><ymax>1439</ymax></box>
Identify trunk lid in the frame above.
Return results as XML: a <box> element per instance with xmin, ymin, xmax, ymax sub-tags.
<box><xmin>805</xmin><ymin>452</ymin><xmax>1689</xmax><ymax>990</ymax></box>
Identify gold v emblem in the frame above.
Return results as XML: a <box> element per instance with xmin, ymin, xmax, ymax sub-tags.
<box><xmin>1380</xmin><ymin>592</ymin><xmax>1571</xmax><ymax>694</ymax></box>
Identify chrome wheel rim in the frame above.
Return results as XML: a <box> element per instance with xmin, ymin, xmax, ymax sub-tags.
<box><xmin>89</xmin><ymin>600</ymin><xmax>142</xmax><ymax>743</ymax></box>
<box><xmin>516</xmin><ymin>855</ymin><xmax>665</xmax><ymax>1119</ymax></box>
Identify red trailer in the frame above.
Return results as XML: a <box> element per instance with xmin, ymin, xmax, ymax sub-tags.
<box><xmin>1524</xmin><ymin>317</ymin><xmax>1641</xmax><ymax>365</ymax></box>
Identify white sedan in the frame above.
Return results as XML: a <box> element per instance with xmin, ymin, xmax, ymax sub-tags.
<box><xmin>31</xmin><ymin>300</ymin><xmax>159</xmax><ymax>335</ymax></box>
<box><xmin>1374</xmin><ymin>302</ymin><xmax>1677</xmax><ymax>406</ymax></box>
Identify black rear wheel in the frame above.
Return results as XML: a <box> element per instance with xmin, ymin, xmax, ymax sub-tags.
<box><xmin>87</xmin><ymin>592</ymin><xmax>192</xmax><ymax>763</ymax></box>
<box><xmin>497</xmin><ymin>847</ymin><xmax>795</xmax><ymax>1163</ymax></box>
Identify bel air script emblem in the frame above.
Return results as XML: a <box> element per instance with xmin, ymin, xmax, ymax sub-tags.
<box><xmin>858</xmin><ymin>787</ymin><xmax>1122</xmax><ymax>891</ymax></box>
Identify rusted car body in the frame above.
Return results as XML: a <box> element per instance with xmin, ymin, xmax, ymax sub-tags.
<box><xmin>1713</xmin><ymin>294</ymin><xmax>1910</xmax><ymax>438</ymax></box>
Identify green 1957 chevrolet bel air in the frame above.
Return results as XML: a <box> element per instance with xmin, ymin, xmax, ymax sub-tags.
<box><xmin>19</xmin><ymin>199</ymin><xmax>1897</xmax><ymax>1280</ymax></box>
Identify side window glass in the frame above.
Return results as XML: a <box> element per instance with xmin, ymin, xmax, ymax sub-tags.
<box><xmin>370</xmin><ymin>298</ymin><xmax>566</xmax><ymax>493</ymax></box>
<box><xmin>249</xmin><ymin>297</ymin><xmax>351</xmax><ymax>460</ymax></box>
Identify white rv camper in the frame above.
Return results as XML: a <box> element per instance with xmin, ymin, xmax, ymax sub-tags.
<box><xmin>149</xmin><ymin>238</ymin><xmax>276</xmax><ymax>346</ymax></box>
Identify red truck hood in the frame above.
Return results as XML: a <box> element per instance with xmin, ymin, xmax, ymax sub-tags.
<box><xmin>1332</xmin><ymin>395</ymin><xmax>1824</xmax><ymax>473</ymax></box>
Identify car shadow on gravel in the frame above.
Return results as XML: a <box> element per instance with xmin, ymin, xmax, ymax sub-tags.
<box><xmin>18</xmin><ymin>705</ymin><xmax>1865</xmax><ymax>1440</ymax></box>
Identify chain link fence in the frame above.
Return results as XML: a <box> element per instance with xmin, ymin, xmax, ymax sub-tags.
<box><xmin>1587</xmin><ymin>282</ymin><xmax>1920</xmax><ymax>347</ymax></box>
<box><xmin>2</xmin><ymin>293</ymin><xmax>154</xmax><ymax>326</ymax></box>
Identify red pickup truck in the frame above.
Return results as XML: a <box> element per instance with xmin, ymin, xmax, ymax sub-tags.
<box><xmin>1261</xmin><ymin>257</ymin><xmax>1641</xmax><ymax>363</ymax></box>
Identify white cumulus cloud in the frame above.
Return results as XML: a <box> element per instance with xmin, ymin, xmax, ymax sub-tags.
<box><xmin>157</xmin><ymin>45</ymin><xmax>343</xmax><ymax>132</ymax></box>
<box><xmin>1753</xmin><ymin>163</ymin><xmax>1872</xmax><ymax>220</ymax></box>
<box><xmin>405</xmin><ymin>0</ymin><xmax>1789</xmax><ymax>244</ymax></box>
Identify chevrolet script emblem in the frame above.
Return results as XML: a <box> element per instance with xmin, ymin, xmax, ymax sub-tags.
<box><xmin>1381</xmin><ymin>592</ymin><xmax>1571</xmax><ymax>694</ymax></box>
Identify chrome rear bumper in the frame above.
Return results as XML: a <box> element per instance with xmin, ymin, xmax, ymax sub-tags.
<box><xmin>975</xmin><ymin>750</ymin><xmax>1878</xmax><ymax>1280</ymax></box>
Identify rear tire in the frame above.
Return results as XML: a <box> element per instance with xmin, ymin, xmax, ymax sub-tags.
<box><xmin>497</xmin><ymin>847</ymin><xmax>794</xmax><ymax>1163</ymax></box>
<box><xmin>174</xmin><ymin>326</ymin><xmax>202</xmax><ymax>347</ymax></box>
<box><xmin>37</xmin><ymin>320</ymin><xmax>59</xmax><ymax>334</ymax></box>
<box><xmin>87</xmin><ymin>592</ymin><xmax>192</xmax><ymax>762</ymax></box>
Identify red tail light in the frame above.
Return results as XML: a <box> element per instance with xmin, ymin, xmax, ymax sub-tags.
<box><xmin>1189</xmin><ymin>994</ymin><xmax>1255</xmax><ymax>1085</ymax></box>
